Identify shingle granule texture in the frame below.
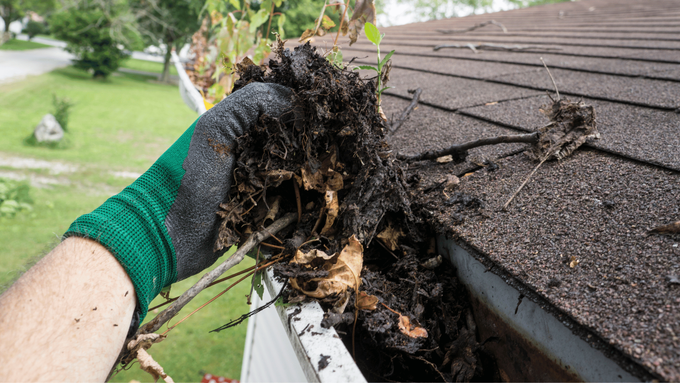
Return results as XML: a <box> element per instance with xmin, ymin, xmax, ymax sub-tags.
<box><xmin>312</xmin><ymin>0</ymin><xmax>680</xmax><ymax>379</ymax></box>
<box><xmin>421</xmin><ymin>150</ymin><xmax>680</xmax><ymax>380</ymax></box>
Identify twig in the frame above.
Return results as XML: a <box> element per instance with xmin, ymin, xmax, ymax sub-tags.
<box><xmin>433</xmin><ymin>43</ymin><xmax>562</xmax><ymax>53</ymax></box>
<box><xmin>436</xmin><ymin>20</ymin><xmax>507</xmax><ymax>34</ymax></box>
<box><xmin>135</xmin><ymin>212</ymin><xmax>297</xmax><ymax>336</ymax></box>
<box><xmin>293</xmin><ymin>179</ymin><xmax>302</xmax><ymax>224</ymax></box>
<box><xmin>540</xmin><ymin>57</ymin><xmax>560</xmax><ymax>101</ymax></box>
<box><xmin>503</xmin><ymin>156</ymin><xmax>547</xmax><ymax>210</ymax></box>
<box><xmin>390</xmin><ymin>88</ymin><xmax>422</xmax><ymax>134</ymax></box>
<box><xmin>397</xmin><ymin>132</ymin><xmax>539</xmax><ymax>162</ymax></box>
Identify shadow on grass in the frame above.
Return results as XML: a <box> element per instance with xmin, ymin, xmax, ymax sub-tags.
<box><xmin>23</xmin><ymin>134</ymin><xmax>71</xmax><ymax>150</ymax></box>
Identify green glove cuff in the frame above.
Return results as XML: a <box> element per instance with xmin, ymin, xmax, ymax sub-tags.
<box><xmin>64</xmin><ymin>119</ymin><xmax>198</xmax><ymax>321</ymax></box>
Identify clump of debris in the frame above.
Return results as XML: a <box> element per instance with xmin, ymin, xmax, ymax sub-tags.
<box><xmin>213</xmin><ymin>40</ymin><xmax>496</xmax><ymax>381</ymax></box>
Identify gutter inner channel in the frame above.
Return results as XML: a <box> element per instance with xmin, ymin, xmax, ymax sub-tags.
<box><xmin>437</xmin><ymin>235</ymin><xmax>642</xmax><ymax>382</ymax></box>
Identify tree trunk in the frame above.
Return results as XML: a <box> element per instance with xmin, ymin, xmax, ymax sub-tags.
<box><xmin>160</xmin><ymin>40</ymin><xmax>174</xmax><ymax>83</ymax></box>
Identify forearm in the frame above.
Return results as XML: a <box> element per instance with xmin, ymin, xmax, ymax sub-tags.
<box><xmin>0</xmin><ymin>237</ymin><xmax>136</xmax><ymax>382</ymax></box>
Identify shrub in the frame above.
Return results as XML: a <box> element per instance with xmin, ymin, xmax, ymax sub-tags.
<box><xmin>52</xmin><ymin>94</ymin><xmax>73</xmax><ymax>132</ymax></box>
<box><xmin>0</xmin><ymin>179</ymin><xmax>33</xmax><ymax>218</ymax></box>
<box><xmin>25</xmin><ymin>21</ymin><xmax>46</xmax><ymax>40</ymax></box>
<box><xmin>49</xmin><ymin>3</ymin><xmax>140</xmax><ymax>78</ymax></box>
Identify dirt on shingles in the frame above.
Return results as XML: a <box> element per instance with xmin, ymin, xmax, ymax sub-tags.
<box><xmin>211</xmin><ymin>41</ymin><xmax>500</xmax><ymax>382</ymax></box>
<box><xmin>412</xmin><ymin>148</ymin><xmax>680</xmax><ymax>379</ymax></box>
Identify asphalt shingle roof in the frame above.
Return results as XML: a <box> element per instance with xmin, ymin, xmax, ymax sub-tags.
<box><xmin>315</xmin><ymin>0</ymin><xmax>680</xmax><ymax>379</ymax></box>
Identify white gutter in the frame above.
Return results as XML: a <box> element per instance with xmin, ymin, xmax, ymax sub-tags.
<box><xmin>171</xmin><ymin>51</ymin><xmax>207</xmax><ymax>115</ymax></box>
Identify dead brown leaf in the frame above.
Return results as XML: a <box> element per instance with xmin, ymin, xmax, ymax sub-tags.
<box><xmin>137</xmin><ymin>348</ymin><xmax>175</xmax><ymax>383</ymax></box>
<box><xmin>650</xmin><ymin>220</ymin><xmax>680</xmax><ymax>234</ymax></box>
<box><xmin>357</xmin><ymin>291</ymin><xmax>379</xmax><ymax>310</ymax></box>
<box><xmin>292</xmin><ymin>248</ymin><xmax>334</xmax><ymax>264</ymax></box>
<box><xmin>320</xmin><ymin>190</ymin><xmax>339</xmax><ymax>236</ymax></box>
<box><xmin>298</xmin><ymin>164</ymin><xmax>325</xmax><ymax>192</ymax></box>
<box><xmin>299</xmin><ymin>28</ymin><xmax>316</xmax><ymax>42</ymax></box>
<box><xmin>534</xmin><ymin>98</ymin><xmax>599</xmax><ymax>161</ymax></box>
<box><xmin>290</xmin><ymin>235</ymin><xmax>363</xmax><ymax>300</ymax></box>
<box><xmin>398</xmin><ymin>314</ymin><xmax>428</xmax><ymax>339</ymax></box>
<box><xmin>569</xmin><ymin>256</ymin><xmax>579</xmax><ymax>268</ymax></box>
<box><xmin>377</xmin><ymin>224</ymin><xmax>403</xmax><ymax>251</ymax></box>
<box><xmin>348</xmin><ymin>0</ymin><xmax>376</xmax><ymax>45</ymax></box>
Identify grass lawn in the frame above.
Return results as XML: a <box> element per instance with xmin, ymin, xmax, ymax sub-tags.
<box><xmin>0</xmin><ymin>66</ymin><xmax>251</xmax><ymax>381</ymax></box>
<box><xmin>120</xmin><ymin>57</ymin><xmax>179</xmax><ymax>76</ymax></box>
<box><xmin>0</xmin><ymin>39</ymin><xmax>52</xmax><ymax>50</ymax></box>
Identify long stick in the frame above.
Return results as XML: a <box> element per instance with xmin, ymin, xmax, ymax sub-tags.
<box><xmin>137</xmin><ymin>212</ymin><xmax>297</xmax><ymax>335</ymax></box>
<box><xmin>503</xmin><ymin>157</ymin><xmax>547</xmax><ymax>210</ymax></box>
<box><xmin>397</xmin><ymin>132</ymin><xmax>539</xmax><ymax>162</ymax></box>
<box><xmin>390</xmin><ymin>88</ymin><xmax>422</xmax><ymax>134</ymax></box>
<box><xmin>436</xmin><ymin>20</ymin><xmax>507</xmax><ymax>34</ymax></box>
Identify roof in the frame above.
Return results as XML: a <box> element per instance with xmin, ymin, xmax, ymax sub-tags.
<box><xmin>314</xmin><ymin>0</ymin><xmax>680</xmax><ymax>380</ymax></box>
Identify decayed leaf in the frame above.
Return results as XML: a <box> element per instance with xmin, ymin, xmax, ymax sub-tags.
<box><xmin>436</xmin><ymin>155</ymin><xmax>453</xmax><ymax>163</ymax></box>
<box><xmin>125</xmin><ymin>334</ymin><xmax>172</xmax><ymax>383</ymax></box>
<box><xmin>292</xmin><ymin>248</ymin><xmax>334</xmax><ymax>264</ymax></box>
<box><xmin>650</xmin><ymin>220</ymin><xmax>680</xmax><ymax>234</ymax></box>
<box><xmin>215</xmin><ymin>201</ymin><xmax>244</xmax><ymax>251</ymax></box>
<box><xmin>321</xmin><ymin>190</ymin><xmax>340</xmax><ymax>235</ymax></box>
<box><xmin>533</xmin><ymin>99</ymin><xmax>599</xmax><ymax>161</ymax></box>
<box><xmin>377</xmin><ymin>224</ymin><xmax>403</xmax><ymax>251</ymax></box>
<box><xmin>290</xmin><ymin>235</ymin><xmax>363</xmax><ymax>300</ymax></box>
<box><xmin>263</xmin><ymin>195</ymin><xmax>282</xmax><ymax>224</ymax></box>
<box><xmin>299</xmin><ymin>28</ymin><xmax>316</xmax><ymax>42</ymax></box>
<box><xmin>298</xmin><ymin>164</ymin><xmax>325</xmax><ymax>192</ymax></box>
<box><xmin>357</xmin><ymin>291</ymin><xmax>379</xmax><ymax>310</ymax></box>
<box><xmin>398</xmin><ymin>314</ymin><xmax>428</xmax><ymax>339</ymax></box>
<box><xmin>137</xmin><ymin>348</ymin><xmax>175</xmax><ymax>383</ymax></box>
<box><xmin>348</xmin><ymin>0</ymin><xmax>376</xmax><ymax>45</ymax></box>
<box><xmin>259</xmin><ymin>169</ymin><xmax>294</xmax><ymax>187</ymax></box>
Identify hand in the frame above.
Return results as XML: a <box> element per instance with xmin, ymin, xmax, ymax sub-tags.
<box><xmin>65</xmin><ymin>83</ymin><xmax>293</xmax><ymax>321</ymax></box>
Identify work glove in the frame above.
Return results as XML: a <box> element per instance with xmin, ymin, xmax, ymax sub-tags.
<box><xmin>64</xmin><ymin>83</ymin><xmax>293</xmax><ymax>322</ymax></box>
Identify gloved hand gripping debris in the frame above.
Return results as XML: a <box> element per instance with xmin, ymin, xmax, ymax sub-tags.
<box><xmin>64</xmin><ymin>83</ymin><xmax>293</xmax><ymax>321</ymax></box>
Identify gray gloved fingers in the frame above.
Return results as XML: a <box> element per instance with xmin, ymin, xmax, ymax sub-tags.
<box><xmin>165</xmin><ymin>83</ymin><xmax>293</xmax><ymax>281</ymax></box>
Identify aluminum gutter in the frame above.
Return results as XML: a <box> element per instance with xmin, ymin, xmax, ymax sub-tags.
<box><xmin>437</xmin><ymin>235</ymin><xmax>642</xmax><ymax>382</ymax></box>
<box><xmin>261</xmin><ymin>268</ymin><xmax>367</xmax><ymax>383</ymax></box>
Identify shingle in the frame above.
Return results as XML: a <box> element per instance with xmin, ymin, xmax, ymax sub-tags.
<box><xmin>460</xmin><ymin>95</ymin><xmax>680</xmax><ymax>171</ymax></box>
<box><xmin>416</xmin><ymin>150</ymin><xmax>680</xmax><ymax>380</ymax></box>
<box><xmin>379</xmin><ymin>68</ymin><xmax>541</xmax><ymax>110</ymax></box>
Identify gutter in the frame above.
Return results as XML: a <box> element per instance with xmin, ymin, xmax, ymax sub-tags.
<box><xmin>171</xmin><ymin>51</ymin><xmax>206</xmax><ymax>115</ymax></box>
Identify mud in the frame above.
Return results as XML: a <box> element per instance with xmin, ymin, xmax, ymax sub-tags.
<box><xmin>216</xmin><ymin>41</ymin><xmax>495</xmax><ymax>381</ymax></box>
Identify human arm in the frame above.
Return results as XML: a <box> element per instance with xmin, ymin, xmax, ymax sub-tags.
<box><xmin>0</xmin><ymin>237</ymin><xmax>136</xmax><ymax>382</ymax></box>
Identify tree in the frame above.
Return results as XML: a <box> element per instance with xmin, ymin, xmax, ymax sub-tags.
<box><xmin>0</xmin><ymin>0</ymin><xmax>54</xmax><ymax>36</ymax></box>
<box><xmin>50</xmin><ymin>0</ymin><xmax>142</xmax><ymax>78</ymax></box>
<box><xmin>24</xmin><ymin>19</ymin><xmax>44</xmax><ymax>39</ymax></box>
<box><xmin>130</xmin><ymin>0</ymin><xmax>202</xmax><ymax>83</ymax></box>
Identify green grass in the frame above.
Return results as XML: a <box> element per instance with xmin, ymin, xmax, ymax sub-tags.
<box><xmin>120</xmin><ymin>58</ymin><xmax>178</xmax><ymax>77</ymax></box>
<box><xmin>111</xmin><ymin>250</ymin><xmax>255</xmax><ymax>383</ymax></box>
<box><xmin>0</xmin><ymin>66</ymin><xmax>194</xmax><ymax>172</ymax></box>
<box><xmin>0</xmin><ymin>39</ymin><xmax>52</xmax><ymax>50</ymax></box>
<box><xmin>0</xmin><ymin>66</ymin><xmax>251</xmax><ymax>381</ymax></box>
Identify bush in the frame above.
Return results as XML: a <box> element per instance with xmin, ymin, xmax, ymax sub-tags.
<box><xmin>49</xmin><ymin>6</ymin><xmax>137</xmax><ymax>78</ymax></box>
<box><xmin>0</xmin><ymin>179</ymin><xmax>33</xmax><ymax>218</ymax></box>
<box><xmin>25</xmin><ymin>21</ymin><xmax>46</xmax><ymax>40</ymax></box>
<box><xmin>52</xmin><ymin>94</ymin><xmax>73</xmax><ymax>132</ymax></box>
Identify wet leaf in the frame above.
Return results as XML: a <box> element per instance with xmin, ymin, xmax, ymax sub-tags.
<box><xmin>649</xmin><ymin>220</ymin><xmax>680</xmax><ymax>234</ymax></box>
<box><xmin>377</xmin><ymin>224</ymin><xmax>403</xmax><ymax>251</ymax></box>
<box><xmin>321</xmin><ymin>190</ymin><xmax>339</xmax><ymax>235</ymax></box>
<box><xmin>398</xmin><ymin>314</ymin><xmax>428</xmax><ymax>339</ymax></box>
<box><xmin>290</xmin><ymin>235</ymin><xmax>363</xmax><ymax>300</ymax></box>
<box><xmin>348</xmin><ymin>0</ymin><xmax>376</xmax><ymax>45</ymax></box>
<box><xmin>357</xmin><ymin>291</ymin><xmax>379</xmax><ymax>310</ymax></box>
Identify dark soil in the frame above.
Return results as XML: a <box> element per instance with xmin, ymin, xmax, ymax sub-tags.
<box><xmin>215</xmin><ymin>40</ymin><xmax>497</xmax><ymax>382</ymax></box>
